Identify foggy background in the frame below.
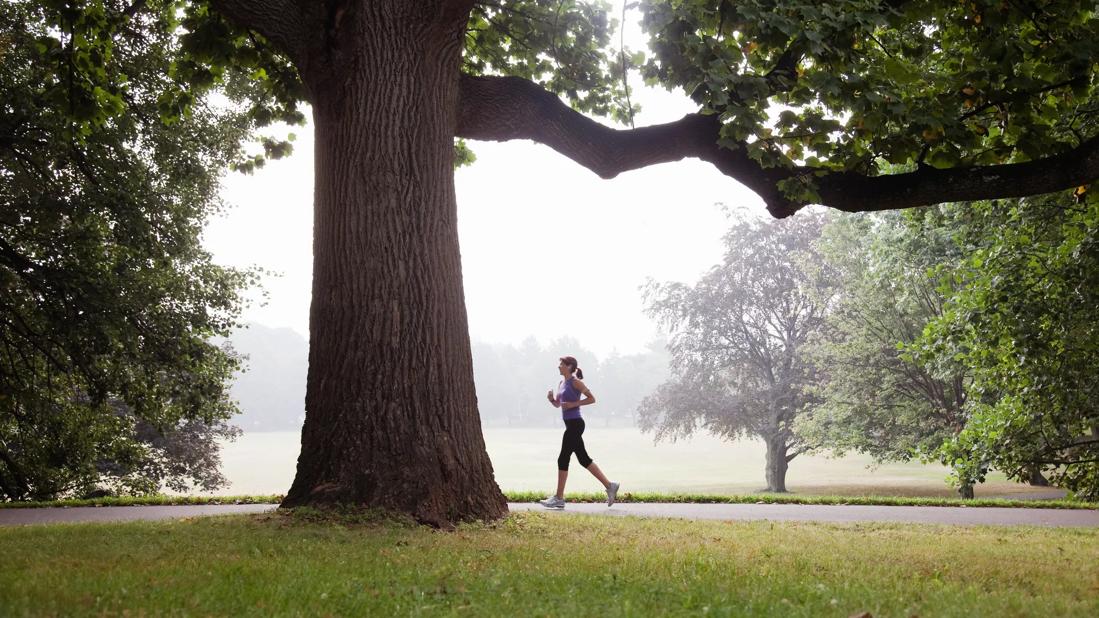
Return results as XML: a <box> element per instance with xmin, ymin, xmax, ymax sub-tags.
<box><xmin>198</xmin><ymin>10</ymin><xmax>1047</xmax><ymax>500</ymax></box>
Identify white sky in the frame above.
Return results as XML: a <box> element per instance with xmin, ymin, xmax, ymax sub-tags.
<box><xmin>202</xmin><ymin>9</ymin><xmax>767</xmax><ymax>359</ymax></box>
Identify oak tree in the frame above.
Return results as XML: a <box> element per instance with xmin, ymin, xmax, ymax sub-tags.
<box><xmin>39</xmin><ymin>0</ymin><xmax>1099</xmax><ymax>523</ymax></box>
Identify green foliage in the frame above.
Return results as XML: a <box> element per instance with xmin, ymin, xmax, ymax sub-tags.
<box><xmin>914</xmin><ymin>193</ymin><xmax>1099</xmax><ymax>499</ymax></box>
<box><xmin>465</xmin><ymin>0</ymin><xmax>641</xmax><ymax>123</ymax></box>
<box><xmin>25</xmin><ymin>1</ymin><xmax>304</xmax><ymax>172</ymax></box>
<box><xmin>0</xmin><ymin>1</ymin><xmax>259</xmax><ymax>500</ymax></box>
<box><xmin>454</xmin><ymin>138</ymin><xmax>478</xmax><ymax>168</ymax></box>
<box><xmin>175</xmin><ymin>2</ymin><xmax>305</xmax><ymax>171</ymax></box>
<box><xmin>807</xmin><ymin>193</ymin><xmax>1099</xmax><ymax>500</ymax></box>
<box><xmin>503</xmin><ymin>490</ymin><xmax>1095</xmax><ymax>510</ymax></box>
<box><xmin>639</xmin><ymin>0</ymin><xmax>1097</xmax><ymax>194</ymax></box>
<box><xmin>799</xmin><ymin>212</ymin><xmax>970</xmax><ymax>468</ymax></box>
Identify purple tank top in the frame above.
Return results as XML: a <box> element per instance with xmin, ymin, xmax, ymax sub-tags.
<box><xmin>557</xmin><ymin>377</ymin><xmax>582</xmax><ymax>421</ymax></box>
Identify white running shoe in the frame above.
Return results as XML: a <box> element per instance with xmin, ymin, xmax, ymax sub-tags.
<box><xmin>607</xmin><ymin>482</ymin><xmax>620</xmax><ymax>506</ymax></box>
<box><xmin>539</xmin><ymin>495</ymin><xmax>565</xmax><ymax>509</ymax></box>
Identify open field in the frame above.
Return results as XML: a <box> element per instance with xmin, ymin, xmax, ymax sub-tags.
<box><xmin>2</xmin><ymin>511</ymin><xmax>1096</xmax><ymax>616</ymax></box>
<box><xmin>218</xmin><ymin>428</ymin><xmax>1065</xmax><ymax>500</ymax></box>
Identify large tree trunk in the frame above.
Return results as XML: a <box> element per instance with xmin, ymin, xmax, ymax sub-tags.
<box><xmin>0</xmin><ymin>444</ymin><xmax>31</xmax><ymax>501</ymax></box>
<box><xmin>1027</xmin><ymin>467</ymin><xmax>1051</xmax><ymax>487</ymax></box>
<box><xmin>763</xmin><ymin>435</ymin><xmax>789</xmax><ymax>493</ymax></box>
<box><xmin>281</xmin><ymin>2</ymin><xmax>507</xmax><ymax>527</ymax></box>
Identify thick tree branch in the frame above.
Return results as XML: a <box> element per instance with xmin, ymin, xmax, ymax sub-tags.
<box><xmin>811</xmin><ymin>139</ymin><xmax>1099</xmax><ymax>214</ymax></box>
<box><xmin>208</xmin><ymin>0</ymin><xmax>310</xmax><ymax>63</ymax></box>
<box><xmin>457</xmin><ymin>74</ymin><xmax>1099</xmax><ymax>218</ymax></box>
<box><xmin>457</xmin><ymin>74</ymin><xmax>791</xmax><ymax>211</ymax></box>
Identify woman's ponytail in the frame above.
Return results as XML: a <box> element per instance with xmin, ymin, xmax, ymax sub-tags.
<box><xmin>559</xmin><ymin>355</ymin><xmax>583</xmax><ymax>379</ymax></box>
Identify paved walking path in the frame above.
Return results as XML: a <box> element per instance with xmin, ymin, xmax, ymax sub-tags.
<box><xmin>1</xmin><ymin>502</ymin><xmax>1097</xmax><ymax>528</ymax></box>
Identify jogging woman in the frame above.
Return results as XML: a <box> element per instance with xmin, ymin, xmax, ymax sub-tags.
<box><xmin>539</xmin><ymin>355</ymin><xmax>620</xmax><ymax>509</ymax></box>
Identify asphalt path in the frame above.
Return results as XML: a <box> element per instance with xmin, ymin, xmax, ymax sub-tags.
<box><xmin>1</xmin><ymin>502</ymin><xmax>1098</xmax><ymax>528</ymax></box>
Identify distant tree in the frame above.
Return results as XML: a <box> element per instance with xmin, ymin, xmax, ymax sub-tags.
<box><xmin>469</xmin><ymin>338</ymin><xmax>556</xmax><ymax>427</ymax></box>
<box><xmin>470</xmin><ymin>337</ymin><xmax>667</xmax><ymax>428</ymax></box>
<box><xmin>484</xmin><ymin>336</ymin><xmax>600</xmax><ymax>427</ymax></box>
<box><xmin>914</xmin><ymin>195</ymin><xmax>1099</xmax><ymax>500</ymax></box>
<box><xmin>0</xmin><ymin>2</ymin><xmax>257</xmax><ymax>500</ymax></box>
<box><xmin>639</xmin><ymin>212</ymin><xmax>836</xmax><ymax>492</ymax></box>
<box><xmin>469</xmin><ymin>342</ymin><xmax>514</xmax><ymax>426</ymax></box>
<box><xmin>798</xmin><ymin>211</ymin><xmax>977</xmax><ymax>496</ymax></box>
<box><xmin>100</xmin><ymin>403</ymin><xmax>242</xmax><ymax>495</ymax></box>
<box><xmin>228</xmin><ymin>325</ymin><xmax>308</xmax><ymax>432</ymax></box>
<box><xmin>596</xmin><ymin>340</ymin><xmax>672</xmax><ymax>428</ymax></box>
<box><xmin>47</xmin><ymin>0</ymin><xmax>1099</xmax><ymax>523</ymax></box>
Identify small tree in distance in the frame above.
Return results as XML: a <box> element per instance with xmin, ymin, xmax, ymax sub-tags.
<box><xmin>639</xmin><ymin>211</ymin><xmax>836</xmax><ymax>492</ymax></box>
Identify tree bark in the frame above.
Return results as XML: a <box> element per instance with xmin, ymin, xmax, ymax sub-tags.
<box><xmin>1027</xmin><ymin>467</ymin><xmax>1051</xmax><ymax>487</ymax></box>
<box><xmin>279</xmin><ymin>1</ymin><xmax>506</xmax><ymax>527</ymax></box>
<box><xmin>763</xmin><ymin>435</ymin><xmax>789</xmax><ymax>493</ymax></box>
<box><xmin>0</xmin><ymin>443</ymin><xmax>31</xmax><ymax>501</ymax></box>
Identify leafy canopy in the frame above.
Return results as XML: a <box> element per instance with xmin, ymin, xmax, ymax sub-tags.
<box><xmin>798</xmin><ymin>212</ymin><xmax>970</xmax><ymax>464</ymax></box>
<box><xmin>30</xmin><ymin>1</ymin><xmax>1098</xmax><ymax>205</ymax></box>
<box><xmin>640</xmin><ymin>1</ymin><xmax>1097</xmax><ymax>189</ymax></box>
<box><xmin>914</xmin><ymin>194</ymin><xmax>1099</xmax><ymax>499</ymax></box>
<box><xmin>0</xmin><ymin>0</ymin><xmax>261</xmax><ymax>499</ymax></box>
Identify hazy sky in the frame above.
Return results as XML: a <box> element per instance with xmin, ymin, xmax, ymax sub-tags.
<box><xmin>202</xmin><ymin>11</ymin><xmax>767</xmax><ymax>359</ymax></box>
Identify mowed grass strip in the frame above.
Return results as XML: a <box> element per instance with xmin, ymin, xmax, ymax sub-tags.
<box><xmin>0</xmin><ymin>494</ymin><xmax>283</xmax><ymax>509</ymax></box>
<box><xmin>1</xmin><ymin>511</ymin><xmax>1097</xmax><ymax>617</ymax></box>
<box><xmin>506</xmin><ymin>490</ymin><xmax>1096</xmax><ymax>509</ymax></box>
<box><xmin>3</xmin><ymin>491</ymin><xmax>1094</xmax><ymax>510</ymax></box>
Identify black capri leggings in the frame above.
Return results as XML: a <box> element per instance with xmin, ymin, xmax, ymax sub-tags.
<box><xmin>557</xmin><ymin>418</ymin><xmax>593</xmax><ymax>471</ymax></box>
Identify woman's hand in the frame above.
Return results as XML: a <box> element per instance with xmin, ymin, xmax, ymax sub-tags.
<box><xmin>546</xmin><ymin>389</ymin><xmax>558</xmax><ymax>407</ymax></box>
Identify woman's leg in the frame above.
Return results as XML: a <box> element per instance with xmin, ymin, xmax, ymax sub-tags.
<box><xmin>555</xmin><ymin>469</ymin><xmax>568</xmax><ymax>499</ymax></box>
<box><xmin>585</xmin><ymin>462</ymin><xmax>611</xmax><ymax>488</ymax></box>
<box><xmin>554</xmin><ymin>421</ymin><xmax>582</xmax><ymax>499</ymax></box>
<box><xmin>572</xmin><ymin>420</ymin><xmax>610</xmax><ymax>488</ymax></box>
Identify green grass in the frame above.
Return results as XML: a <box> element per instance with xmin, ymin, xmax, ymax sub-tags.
<box><xmin>222</xmin><ymin>428</ymin><xmax>1066</xmax><ymax>499</ymax></box>
<box><xmin>3</xmin><ymin>491</ymin><xmax>1094</xmax><ymax>510</ymax></box>
<box><xmin>1</xmin><ymin>510</ymin><xmax>1097</xmax><ymax>616</ymax></box>
<box><xmin>506</xmin><ymin>490</ymin><xmax>1099</xmax><ymax>510</ymax></box>
<box><xmin>0</xmin><ymin>494</ymin><xmax>282</xmax><ymax>509</ymax></box>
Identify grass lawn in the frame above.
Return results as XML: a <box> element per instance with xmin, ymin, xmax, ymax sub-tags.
<box><xmin>2</xmin><ymin>511</ymin><xmax>1097</xmax><ymax>616</ymax></box>
<box><xmin>2</xmin><ymin>490</ymin><xmax>1093</xmax><ymax>510</ymax></box>
<box><xmin>216</xmin><ymin>428</ymin><xmax>1067</xmax><ymax>500</ymax></box>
